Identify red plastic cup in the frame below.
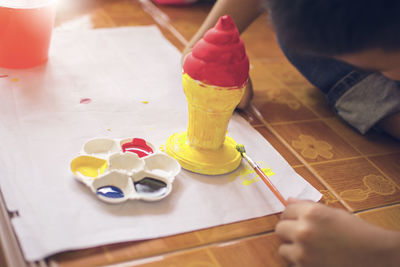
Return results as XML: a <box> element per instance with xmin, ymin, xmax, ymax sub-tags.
<box><xmin>0</xmin><ymin>0</ymin><xmax>56</xmax><ymax>69</ymax></box>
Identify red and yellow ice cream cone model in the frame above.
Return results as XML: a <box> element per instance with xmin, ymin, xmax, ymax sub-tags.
<box><xmin>166</xmin><ymin>15</ymin><xmax>249</xmax><ymax>175</ymax></box>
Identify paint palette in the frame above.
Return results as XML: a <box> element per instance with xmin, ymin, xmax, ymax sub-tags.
<box><xmin>70</xmin><ymin>138</ymin><xmax>181</xmax><ymax>204</ymax></box>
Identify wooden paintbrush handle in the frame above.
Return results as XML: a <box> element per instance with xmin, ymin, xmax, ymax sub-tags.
<box><xmin>254</xmin><ymin>166</ymin><xmax>287</xmax><ymax>206</ymax></box>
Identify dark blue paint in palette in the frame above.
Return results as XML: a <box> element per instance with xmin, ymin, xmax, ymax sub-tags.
<box><xmin>96</xmin><ymin>185</ymin><xmax>124</xmax><ymax>198</ymax></box>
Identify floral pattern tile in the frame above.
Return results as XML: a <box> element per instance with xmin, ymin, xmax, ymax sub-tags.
<box><xmin>311</xmin><ymin>158</ymin><xmax>400</xmax><ymax>211</ymax></box>
<box><xmin>273</xmin><ymin>121</ymin><xmax>360</xmax><ymax>163</ymax></box>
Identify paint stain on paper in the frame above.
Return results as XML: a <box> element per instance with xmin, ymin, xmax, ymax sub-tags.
<box><xmin>230</xmin><ymin>162</ymin><xmax>275</xmax><ymax>186</ymax></box>
<box><xmin>80</xmin><ymin>98</ymin><xmax>92</xmax><ymax>104</ymax></box>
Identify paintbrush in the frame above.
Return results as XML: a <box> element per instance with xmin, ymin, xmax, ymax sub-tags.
<box><xmin>236</xmin><ymin>144</ymin><xmax>287</xmax><ymax>206</ymax></box>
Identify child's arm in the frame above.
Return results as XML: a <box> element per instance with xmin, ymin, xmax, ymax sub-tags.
<box><xmin>276</xmin><ymin>199</ymin><xmax>400</xmax><ymax>267</ymax></box>
<box><xmin>182</xmin><ymin>0</ymin><xmax>264</xmax><ymax>59</ymax></box>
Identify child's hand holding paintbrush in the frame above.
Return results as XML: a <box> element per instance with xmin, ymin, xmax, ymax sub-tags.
<box><xmin>236</xmin><ymin>144</ymin><xmax>287</xmax><ymax>206</ymax></box>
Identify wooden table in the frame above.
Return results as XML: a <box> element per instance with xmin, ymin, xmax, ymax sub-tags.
<box><xmin>1</xmin><ymin>0</ymin><xmax>400</xmax><ymax>266</ymax></box>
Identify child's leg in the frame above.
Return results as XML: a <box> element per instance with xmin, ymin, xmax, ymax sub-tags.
<box><xmin>278</xmin><ymin>38</ymin><xmax>400</xmax><ymax>137</ymax></box>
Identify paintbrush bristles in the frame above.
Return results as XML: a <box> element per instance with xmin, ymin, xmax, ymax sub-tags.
<box><xmin>235</xmin><ymin>144</ymin><xmax>246</xmax><ymax>154</ymax></box>
<box><xmin>235</xmin><ymin>143</ymin><xmax>287</xmax><ymax>206</ymax></box>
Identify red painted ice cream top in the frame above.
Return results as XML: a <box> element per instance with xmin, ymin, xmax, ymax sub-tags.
<box><xmin>183</xmin><ymin>15</ymin><xmax>249</xmax><ymax>88</ymax></box>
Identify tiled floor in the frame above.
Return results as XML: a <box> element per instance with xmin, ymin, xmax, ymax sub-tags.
<box><xmin>1</xmin><ymin>1</ymin><xmax>398</xmax><ymax>266</ymax></box>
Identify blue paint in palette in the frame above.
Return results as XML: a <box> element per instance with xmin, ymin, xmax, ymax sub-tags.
<box><xmin>96</xmin><ymin>185</ymin><xmax>124</xmax><ymax>198</ymax></box>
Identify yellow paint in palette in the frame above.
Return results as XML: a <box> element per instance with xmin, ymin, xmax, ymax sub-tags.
<box><xmin>70</xmin><ymin>155</ymin><xmax>108</xmax><ymax>178</ymax></box>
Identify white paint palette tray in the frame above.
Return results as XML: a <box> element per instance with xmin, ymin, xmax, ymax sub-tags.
<box><xmin>70</xmin><ymin>138</ymin><xmax>181</xmax><ymax>203</ymax></box>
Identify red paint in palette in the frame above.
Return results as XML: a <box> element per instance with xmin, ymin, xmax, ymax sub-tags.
<box><xmin>122</xmin><ymin>138</ymin><xmax>154</xmax><ymax>158</ymax></box>
<box><xmin>0</xmin><ymin>75</ymin><xmax>8</xmax><ymax>78</ymax></box>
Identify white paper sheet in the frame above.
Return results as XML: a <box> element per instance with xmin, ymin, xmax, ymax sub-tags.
<box><xmin>0</xmin><ymin>26</ymin><xmax>322</xmax><ymax>261</ymax></box>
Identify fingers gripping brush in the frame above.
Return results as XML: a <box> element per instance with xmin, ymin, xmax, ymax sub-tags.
<box><xmin>236</xmin><ymin>144</ymin><xmax>287</xmax><ymax>206</ymax></box>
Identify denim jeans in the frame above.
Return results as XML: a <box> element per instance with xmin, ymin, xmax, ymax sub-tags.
<box><xmin>278</xmin><ymin>41</ymin><xmax>400</xmax><ymax>134</ymax></box>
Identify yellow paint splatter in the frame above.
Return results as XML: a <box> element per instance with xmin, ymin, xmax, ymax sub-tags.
<box><xmin>261</xmin><ymin>167</ymin><xmax>275</xmax><ymax>177</ymax></box>
<box><xmin>230</xmin><ymin>162</ymin><xmax>275</xmax><ymax>186</ymax></box>
<box><xmin>242</xmin><ymin>177</ymin><xmax>259</xmax><ymax>186</ymax></box>
<box><xmin>141</xmin><ymin>100</ymin><xmax>149</xmax><ymax>104</ymax></box>
<box><xmin>12</xmin><ymin>78</ymin><xmax>19</xmax><ymax>82</ymax></box>
<box><xmin>159</xmin><ymin>144</ymin><xmax>165</xmax><ymax>152</ymax></box>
